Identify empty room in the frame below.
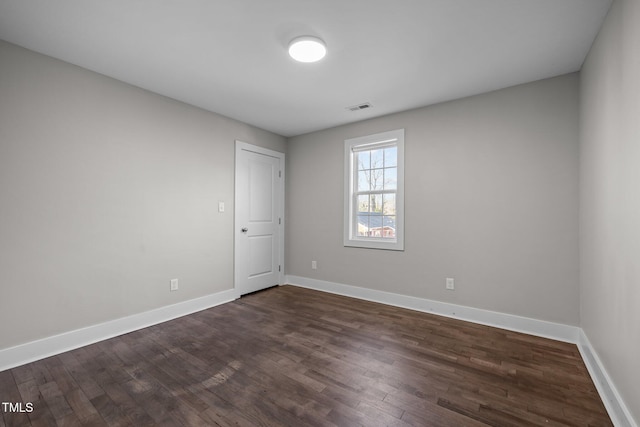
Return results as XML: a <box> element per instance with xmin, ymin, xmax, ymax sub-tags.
<box><xmin>0</xmin><ymin>0</ymin><xmax>638</xmax><ymax>426</ymax></box>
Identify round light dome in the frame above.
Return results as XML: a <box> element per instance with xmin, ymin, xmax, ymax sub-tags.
<box><xmin>288</xmin><ymin>36</ymin><xmax>327</xmax><ymax>63</ymax></box>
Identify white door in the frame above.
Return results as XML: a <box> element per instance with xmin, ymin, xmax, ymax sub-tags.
<box><xmin>235</xmin><ymin>141</ymin><xmax>284</xmax><ymax>295</ymax></box>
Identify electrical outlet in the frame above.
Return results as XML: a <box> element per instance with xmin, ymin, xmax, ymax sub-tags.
<box><xmin>446</xmin><ymin>278</ymin><xmax>455</xmax><ymax>290</ymax></box>
<box><xmin>170</xmin><ymin>278</ymin><xmax>179</xmax><ymax>291</ymax></box>
<box><xmin>311</xmin><ymin>260</ymin><xmax>317</xmax><ymax>270</ymax></box>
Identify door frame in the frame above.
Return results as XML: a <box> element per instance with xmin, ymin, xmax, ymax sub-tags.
<box><xmin>234</xmin><ymin>141</ymin><xmax>285</xmax><ymax>296</ymax></box>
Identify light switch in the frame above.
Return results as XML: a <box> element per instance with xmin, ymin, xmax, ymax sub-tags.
<box><xmin>218</xmin><ymin>201</ymin><xmax>225</xmax><ymax>213</ymax></box>
<box><xmin>446</xmin><ymin>278</ymin><xmax>455</xmax><ymax>290</ymax></box>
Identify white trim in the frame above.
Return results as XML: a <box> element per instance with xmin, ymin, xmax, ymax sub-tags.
<box><xmin>285</xmin><ymin>275</ymin><xmax>639</xmax><ymax>426</ymax></box>
<box><xmin>0</xmin><ymin>288</ymin><xmax>238</xmax><ymax>373</ymax></box>
<box><xmin>234</xmin><ymin>140</ymin><xmax>284</xmax><ymax>161</ymax></box>
<box><xmin>344</xmin><ymin>129</ymin><xmax>405</xmax><ymax>251</ymax></box>
<box><xmin>578</xmin><ymin>330</ymin><xmax>638</xmax><ymax>427</ymax></box>
<box><xmin>286</xmin><ymin>275</ymin><xmax>579</xmax><ymax>343</ymax></box>
<box><xmin>2</xmin><ymin>276</ymin><xmax>633</xmax><ymax>426</ymax></box>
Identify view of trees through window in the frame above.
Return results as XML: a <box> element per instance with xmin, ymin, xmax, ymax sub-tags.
<box><xmin>355</xmin><ymin>145</ymin><xmax>397</xmax><ymax>238</ymax></box>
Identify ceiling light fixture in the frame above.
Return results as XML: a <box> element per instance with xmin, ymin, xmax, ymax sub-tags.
<box><xmin>288</xmin><ymin>36</ymin><xmax>327</xmax><ymax>63</ymax></box>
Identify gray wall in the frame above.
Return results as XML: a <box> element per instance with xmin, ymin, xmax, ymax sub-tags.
<box><xmin>580</xmin><ymin>0</ymin><xmax>640</xmax><ymax>421</ymax></box>
<box><xmin>287</xmin><ymin>74</ymin><xmax>580</xmax><ymax>325</ymax></box>
<box><xmin>0</xmin><ymin>40</ymin><xmax>286</xmax><ymax>350</ymax></box>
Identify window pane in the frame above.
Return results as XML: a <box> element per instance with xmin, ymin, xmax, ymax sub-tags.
<box><xmin>368</xmin><ymin>213</ymin><xmax>382</xmax><ymax>237</ymax></box>
<box><xmin>383</xmin><ymin>194</ymin><xmax>396</xmax><ymax>215</ymax></box>
<box><xmin>384</xmin><ymin>146</ymin><xmax>397</xmax><ymax>167</ymax></box>
<box><xmin>358</xmin><ymin>170</ymin><xmax>370</xmax><ymax>191</ymax></box>
<box><xmin>356</xmin><ymin>151</ymin><xmax>370</xmax><ymax>170</ymax></box>
<box><xmin>370</xmin><ymin>194</ymin><xmax>382</xmax><ymax>213</ymax></box>
<box><xmin>384</xmin><ymin>167</ymin><xmax>397</xmax><ymax>190</ymax></box>
<box><xmin>357</xmin><ymin>214</ymin><xmax>369</xmax><ymax>236</ymax></box>
<box><xmin>358</xmin><ymin>194</ymin><xmax>370</xmax><ymax>213</ymax></box>
<box><xmin>383</xmin><ymin>216</ymin><xmax>396</xmax><ymax>238</ymax></box>
<box><xmin>371</xmin><ymin>149</ymin><xmax>384</xmax><ymax>168</ymax></box>
<box><xmin>370</xmin><ymin>168</ymin><xmax>384</xmax><ymax>190</ymax></box>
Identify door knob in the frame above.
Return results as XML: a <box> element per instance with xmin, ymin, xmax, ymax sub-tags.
<box><xmin>241</xmin><ymin>228</ymin><xmax>248</xmax><ymax>233</ymax></box>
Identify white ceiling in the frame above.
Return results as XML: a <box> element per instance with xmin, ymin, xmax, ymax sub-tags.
<box><xmin>0</xmin><ymin>0</ymin><xmax>611</xmax><ymax>137</ymax></box>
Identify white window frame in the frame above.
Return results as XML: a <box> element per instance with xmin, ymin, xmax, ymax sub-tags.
<box><xmin>344</xmin><ymin>128</ymin><xmax>405</xmax><ymax>251</ymax></box>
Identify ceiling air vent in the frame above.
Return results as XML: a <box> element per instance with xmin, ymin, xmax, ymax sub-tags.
<box><xmin>346</xmin><ymin>102</ymin><xmax>372</xmax><ymax>112</ymax></box>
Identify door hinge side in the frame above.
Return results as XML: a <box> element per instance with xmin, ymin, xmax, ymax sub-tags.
<box><xmin>278</xmin><ymin>265</ymin><xmax>281</xmax><ymax>272</ymax></box>
<box><xmin>279</xmin><ymin>170</ymin><xmax>282</xmax><ymax>178</ymax></box>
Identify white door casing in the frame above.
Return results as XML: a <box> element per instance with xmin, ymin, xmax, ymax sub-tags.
<box><xmin>234</xmin><ymin>141</ymin><xmax>284</xmax><ymax>296</ymax></box>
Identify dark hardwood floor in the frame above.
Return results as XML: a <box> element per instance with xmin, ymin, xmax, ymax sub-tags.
<box><xmin>0</xmin><ymin>285</ymin><xmax>612</xmax><ymax>426</ymax></box>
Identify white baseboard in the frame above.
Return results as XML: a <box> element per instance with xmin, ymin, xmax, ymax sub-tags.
<box><xmin>286</xmin><ymin>275</ymin><xmax>638</xmax><ymax>427</ymax></box>
<box><xmin>0</xmin><ymin>288</ymin><xmax>239</xmax><ymax>372</ymax></box>
<box><xmin>2</xmin><ymin>278</ymin><xmax>634</xmax><ymax>427</ymax></box>
<box><xmin>286</xmin><ymin>275</ymin><xmax>579</xmax><ymax>343</ymax></box>
<box><xmin>578</xmin><ymin>330</ymin><xmax>638</xmax><ymax>427</ymax></box>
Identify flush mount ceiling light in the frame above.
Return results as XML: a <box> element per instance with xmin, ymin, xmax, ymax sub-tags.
<box><xmin>288</xmin><ymin>36</ymin><xmax>327</xmax><ymax>63</ymax></box>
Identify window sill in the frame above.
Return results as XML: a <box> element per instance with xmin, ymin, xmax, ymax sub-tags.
<box><xmin>344</xmin><ymin>238</ymin><xmax>404</xmax><ymax>251</ymax></box>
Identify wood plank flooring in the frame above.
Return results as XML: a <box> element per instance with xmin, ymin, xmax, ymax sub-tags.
<box><xmin>0</xmin><ymin>285</ymin><xmax>612</xmax><ymax>426</ymax></box>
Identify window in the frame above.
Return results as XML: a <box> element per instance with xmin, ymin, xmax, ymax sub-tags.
<box><xmin>344</xmin><ymin>129</ymin><xmax>404</xmax><ymax>250</ymax></box>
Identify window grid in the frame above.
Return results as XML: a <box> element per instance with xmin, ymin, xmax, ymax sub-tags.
<box><xmin>352</xmin><ymin>145</ymin><xmax>398</xmax><ymax>240</ymax></box>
